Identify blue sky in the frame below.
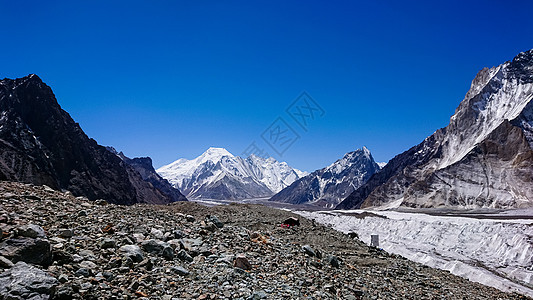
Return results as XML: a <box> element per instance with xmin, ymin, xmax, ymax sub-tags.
<box><xmin>1</xmin><ymin>1</ymin><xmax>532</xmax><ymax>172</ymax></box>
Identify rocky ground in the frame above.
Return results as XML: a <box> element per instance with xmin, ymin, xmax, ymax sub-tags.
<box><xmin>0</xmin><ymin>181</ymin><xmax>529</xmax><ymax>300</ymax></box>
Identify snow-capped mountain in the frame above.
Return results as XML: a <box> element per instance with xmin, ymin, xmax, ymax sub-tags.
<box><xmin>269</xmin><ymin>147</ymin><xmax>381</xmax><ymax>207</ymax></box>
<box><xmin>338</xmin><ymin>49</ymin><xmax>533</xmax><ymax>210</ymax></box>
<box><xmin>156</xmin><ymin>147</ymin><xmax>307</xmax><ymax>200</ymax></box>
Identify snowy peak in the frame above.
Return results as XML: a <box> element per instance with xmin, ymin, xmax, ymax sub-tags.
<box><xmin>156</xmin><ymin>148</ymin><xmax>306</xmax><ymax>200</ymax></box>
<box><xmin>245</xmin><ymin>154</ymin><xmax>308</xmax><ymax>193</ymax></box>
<box><xmin>338</xmin><ymin>49</ymin><xmax>533</xmax><ymax>210</ymax></box>
<box><xmin>201</xmin><ymin>147</ymin><xmax>234</xmax><ymax>160</ymax></box>
<box><xmin>270</xmin><ymin>147</ymin><xmax>380</xmax><ymax>207</ymax></box>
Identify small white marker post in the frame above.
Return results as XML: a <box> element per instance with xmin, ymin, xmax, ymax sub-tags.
<box><xmin>370</xmin><ymin>234</ymin><xmax>379</xmax><ymax>248</ymax></box>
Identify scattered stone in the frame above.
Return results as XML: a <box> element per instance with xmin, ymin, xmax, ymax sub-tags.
<box><xmin>118</xmin><ymin>245</ymin><xmax>144</xmax><ymax>262</ymax></box>
<box><xmin>0</xmin><ymin>255</ymin><xmax>14</xmax><ymax>268</ymax></box>
<box><xmin>150</xmin><ymin>228</ymin><xmax>164</xmax><ymax>240</ymax></box>
<box><xmin>186</xmin><ymin>215</ymin><xmax>195</xmax><ymax>222</ymax></box>
<box><xmin>141</xmin><ymin>239</ymin><xmax>174</xmax><ymax>259</ymax></box>
<box><xmin>17</xmin><ymin>224</ymin><xmax>46</xmax><ymax>238</ymax></box>
<box><xmin>172</xmin><ymin>266</ymin><xmax>190</xmax><ymax>276</ymax></box>
<box><xmin>0</xmin><ymin>238</ymin><xmax>52</xmax><ymax>266</ymax></box>
<box><xmin>234</xmin><ymin>254</ymin><xmax>252</xmax><ymax>270</ymax></box>
<box><xmin>249</xmin><ymin>290</ymin><xmax>268</xmax><ymax>300</ymax></box>
<box><xmin>58</xmin><ymin>228</ymin><xmax>74</xmax><ymax>238</ymax></box>
<box><xmin>282</xmin><ymin>217</ymin><xmax>300</xmax><ymax>227</ymax></box>
<box><xmin>325</xmin><ymin>255</ymin><xmax>340</xmax><ymax>268</ymax></box>
<box><xmin>79</xmin><ymin>260</ymin><xmax>97</xmax><ymax>269</ymax></box>
<box><xmin>95</xmin><ymin>199</ymin><xmax>108</xmax><ymax>205</ymax></box>
<box><xmin>206</xmin><ymin>215</ymin><xmax>224</xmax><ymax>228</ymax></box>
<box><xmin>302</xmin><ymin>245</ymin><xmax>316</xmax><ymax>257</ymax></box>
<box><xmin>75</xmin><ymin>267</ymin><xmax>91</xmax><ymax>277</ymax></box>
<box><xmin>100</xmin><ymin>238</ymin><xmax>116</xmax><ymax>249</ymax></box>
<box><xmin>0</xmin><ymin>261</ymin><xmax>58</xmax><ymax>300</ymax></box>
<box><xmin>162</xmin><ymin>245</ymin><xmax>174</xmax><ymax>260</ymax></box>
<box><xmin>55</xmin><ymin>284</ymin><xmax>74</xmax><ymax>300</ymax></box>
<box><xmin>173</xmin><ymin>229</ymin><xmax>185</xmax><ymax>239</ymax></box>
<box><xmin>177</xmin><ymin>249</ymin><xmax>193</xmax><ymax>262</ymax></box>
<box><xmin>58</xmin><ymin>273</ymin><xmax>69</xmax><ymax>283</ymax></box>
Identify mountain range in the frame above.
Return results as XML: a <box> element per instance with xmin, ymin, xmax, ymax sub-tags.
<box><xmin>0</xmin><ymin>74</ymin><xmax>186</xmax><ymax>204</ymax></box>
<box><xmin>269</xmin><ymin>147</ymin><xmax>381</xmax><ymax>207</ymax></box>
<box><xmin>156</xmin><ymin>147</ymin><xmax>307</xmax><ymax>200</ymax></box>
<box><xmin>338</xmin><ymin>49</ymin><xmax>533</xmax><ymax>210</ymax></box>
<box><xmin>2</xmin><ymin>49</ymin><xmax>533</xmax><ymax>210</ymax></box>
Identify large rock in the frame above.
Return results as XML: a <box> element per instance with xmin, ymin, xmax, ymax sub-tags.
<box><xmin>118</xmin><ymin>245</ymin><xmax>144</xmax><ymax>262</ymax></box>
<box><xmin>141</xmin><ymin>239</ymin><xmax>174</xmax><ymax>260</ymax></box>
<box><xmin>0</xmin><ymin>261</ymin><xmax>58</xmax><ymax>300</ymax></box>
<box><xmin>0</xmin><ymin>238</ymin><xmax>52</xmax><ymax>266</ymax></box>
<box><xmin>17</xmin><ymin>224</ymin><xmax>46</xmax><ymax>239</ymax></box>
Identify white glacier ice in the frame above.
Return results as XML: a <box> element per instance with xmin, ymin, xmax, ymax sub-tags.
<box><xmin>296</xmin><ymin>209</ymin><xmax>533</xmax><ymax>297</ymax></box>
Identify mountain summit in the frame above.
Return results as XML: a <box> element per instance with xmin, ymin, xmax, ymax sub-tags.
<box><xmin>157</xmin><ymin>148</ymin><xmax>307</xmax><ymax>200</ymax></box>
<box><xmin>270</xmin><ymin>147</ymin><xmax>381</xmax><ymax>207</ymax></box>
<box><xmin>0</xmin><ymin>74</ymin><xmax>186</xmax><ymax>204</ymax></box>
<box><xmin>338</xmin><ymin>49</ymin><xmax>533</xmax><ymax>210</ymax></box>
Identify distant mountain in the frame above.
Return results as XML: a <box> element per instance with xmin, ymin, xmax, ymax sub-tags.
<box><xmin>156</xmin><ymin>147</ymin><xmax>307</xmax><ymax>200</ymax></box>
<box><xmin>269</xmin><ymin>147</ymin><xmax>381</xmax><ymax>207</ymax></box>
<box><xmin>0</xmin><ymin>74</ymin><xmax>185</xmax><ymax>204</ymax></box>
<box><xmin>338</xmin><ymin>49</ymin><xmax>533</xmax><ymax>210</ymax></box>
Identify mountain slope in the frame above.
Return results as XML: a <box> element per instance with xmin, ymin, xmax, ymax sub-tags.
<box><xmin>270</xmin><ymin>147</ymin><xmax>380</xmax><ymax>207</ymax></box>
<box><xmin>338</xmin><ymin>49</ymin><xmax>533</xmax><ymax>210</ymax></box>
<box><xmin>107</xmin><ymin>147</ymin><xmax>187</xmax><ymax>202</ymax></box>
<box><xmin>156</xmin><ymin>147</ymin><xmax>306</xmax><ymax>200</ymax></box>
<box><xmin>0</xmin><ymin>74</ymin><xmax>185</xmax><ymax>204</ymax></box>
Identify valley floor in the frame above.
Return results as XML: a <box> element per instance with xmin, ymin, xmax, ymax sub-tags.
<box><xmin>0</xmin><ymin>182</ymin><xmax>529</xmax><ymax>299</ymax></box>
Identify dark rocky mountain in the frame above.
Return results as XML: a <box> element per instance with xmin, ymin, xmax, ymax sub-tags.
<box><xmin>0</xmin><ymin>74</ymin><xmax>186</xmax><ymax>204</ymax></box>
<box><xmin>338</xmin><ymin>49</ymin><xmax>533</xmax><ymax>210</ymax></box>
<box><xmin>270</xmin><ymin>147</ymin><xmax>380</xmax><ymax>208</ymax></box>
<box><xmin>108</xmin><ymin>147</ymin><xmax>188</xmax><ymax>202</ymax></box>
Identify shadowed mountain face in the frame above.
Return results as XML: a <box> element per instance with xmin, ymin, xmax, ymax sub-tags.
<box><xmin>338</xmin><ymin>49</ymin><xmax>533</xmax><ymax>210</ymax></box>
<box><xmin>270</xmin><ymin>147</ymin><xmax>380</xmax><ymax>208</ymax></box>
<box><xmin>0</xmin><ymin>74</ymin><xmax>186</xmax><ymax>204</ymax></box>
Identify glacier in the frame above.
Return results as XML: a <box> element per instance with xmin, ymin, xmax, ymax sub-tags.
<box><xmin>296</xmin><ymin>209</ymin><xmax>533</xmax><ymax>297</ymax></box>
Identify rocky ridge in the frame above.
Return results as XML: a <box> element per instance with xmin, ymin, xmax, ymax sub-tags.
<box><xmin>0</xmin><ymin>181</ymin><xmax>526</xmax><ymax>299</ymax></box>
<box><xmin>338</xmin><ymin>49</ymin><xmax>533</xmax><ymax>210</ymax></box>
<box><xmin>270</xmin><ymin>147</ymin><xmax>380</xmax><ymax>208</ymax></box>
<box><xmin>0</xmin><ymin>74</ymin><xmax>185</xmax><ymax>205</ymax></box>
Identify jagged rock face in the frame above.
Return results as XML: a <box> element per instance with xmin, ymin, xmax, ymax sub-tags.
<box><xmin>338</xmin><ymin>49</ymin><xmax>533</xmax><ymax>210</ymax></box>
<box><xmin>157</xmin><ymin>147</ymin><xmax>306</xmax><ymax>200</ymax></box>
<box><xmin>270</xmin><ymin>147</ymin><xmax>380</xmax><ymax>207</ymax></box>
<box><xmin>108</xmin><ymin>148</ymin><xmax>187</xmax><ymax>202</ymax></box>
<box><xmin>0</xmin><ymin>74</ymin><xmax>181</xmax><ymax>204</ymax></box>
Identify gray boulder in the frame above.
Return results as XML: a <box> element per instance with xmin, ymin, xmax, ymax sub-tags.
<box><xmin>17</xmin><ymin>224</ymin><xmax>46</xmax><ymax>238</ymax></box>
<box><xmin>0</xmin><ymin>261</ymin><xmax>58</xmax><ymax>299</ymax></box>
<box><xmin>0</xmin><ymin>238</ymin><xmax>52</xmax><ymax>266</ymax></box>
<box><xmin>141</xmin><ymin>239</ymin><xmax>174</xmax><ymax>260</ymax></box>
<box><xmin>118</xmin><ymin>245</ymin><xmax>144</xmax><ymax>262</ymax></box>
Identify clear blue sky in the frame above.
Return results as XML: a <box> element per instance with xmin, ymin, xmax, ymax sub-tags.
<box><xmin>1</xmin><ymin>1</ymin><xmax>532</xmax><ymax>172</ymax></box>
